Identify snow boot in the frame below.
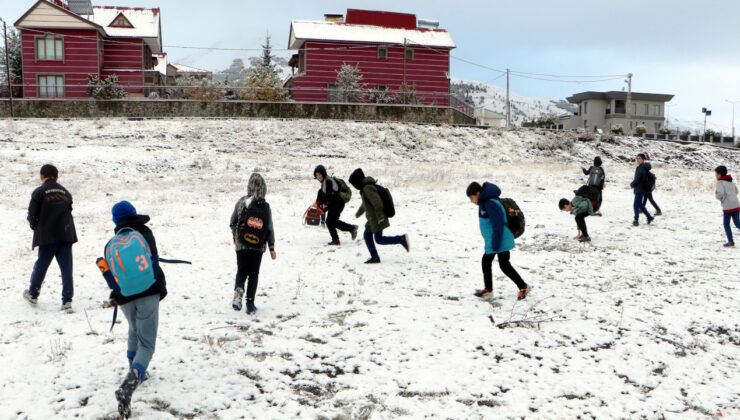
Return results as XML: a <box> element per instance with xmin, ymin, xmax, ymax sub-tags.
<box><xmin>327</xmin><ymin>240</ymin><xmax>340</xmax><ymax>246</ymax></box>
<box><xmin>350</xmin><ymin>225</ymin><xmax>358</xmax><ymax>240</ymax></box>
<box><xmin>578</xmin><ymin>236</ymin><xmax>591</xmax><ymax>242</ymax></box>
<box><xmin>115</xmin><ymin>368</ymin><xmax>141</xmax><ymax>419</ymax></box>
<box><xmin>655</xmin><ymin>211</ymin><xmax>663</xmax><ymax>216</ymax></box>
<box><xmin>23</xmin><ymin>289</ymin><xmax>38</xmax><ymax>305</ymax></box>
<box><xmin>647</xmin><ymin>216</ymin><xmax>654</xmax><ymax>224</ymax></box>
<box><xmin>246</xmin><ymin>299</ymin><xmax>257</xmax><ymax>315</ymax></box>
<box><xmin>474</xmin><ymin>289</ymin><xmax>492</xmax><ymax>298</ymax></box>
<box><xmin>724</xmin><ymin>242</ymin><xmax>735</xmax><ymax>247</ymax></box>
<box><xmin>364</xmin><ymin>257</ymin><xmax>381</xmax><ymax>264</ymax></box>
<box><xmin>401</xmin><ymin>234</ymin><xmax>410</xmax><ymax>252</ymax></box>
<box><xmin>232</xmin><ymin>288</ymin><xmax>244</xmax><ymax>311</ymax></box>
<box><xmin>632</xmin><ymin>220</ymin><xmax>639</xmax><ymax>227</ymax></box>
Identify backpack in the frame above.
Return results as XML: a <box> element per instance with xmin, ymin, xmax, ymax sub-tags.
<box><xmin>303</xmin><ymin>205</ymin><xmax>324</xmax><ymax>226</ymax></box>
<box><xmin>335</xmin><ymin>177</ymin><xmax>352</xmax><ymax>203</ymax></box>
<box><xmin>104</xmin><ymin>227</ymin><xmax>156</xmax><ymax>297</ymax></box>
<box><xmin>574</xmin><ymin>185</ymin><xmax>602</xmax><ymax>212</ymax></box>
<box><xmin>236</xmin><ymin>199</ymin><xmax>271</xmax><ymax>246</ymax></box>
<box><xmin>374</xmin><ymin>184</ymin><xmax>395</xmax><ymax>218</ymax></box>
<box><xmin>494</xmin><ymin>198</ymin><xmax>525</xmax><ymax>238</ymax></box>
<box><xmin>587</xmin><ymin>166</ymin><xmax>605</xmax><ymax>188</ymax></box>
<box><xmin>645</xmin><ymin>171</ymin><xmax>656</xmax><ymax>192</ymax></box>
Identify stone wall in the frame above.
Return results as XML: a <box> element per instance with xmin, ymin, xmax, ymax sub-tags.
<box><xmin>0</xmin><ymin>99</ymin><xmax>476</xmax><ymax>125</ymax></box>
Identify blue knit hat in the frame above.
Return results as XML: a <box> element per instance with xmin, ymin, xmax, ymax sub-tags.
<box><xmin>112</xmin><ymin>201</ymin><xmax>137</xmax><ymax>224</ymax></box>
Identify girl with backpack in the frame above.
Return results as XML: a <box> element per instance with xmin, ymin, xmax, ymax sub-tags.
<box><xmin>314</xmin><ymin>165</ymin><xmax>358</xmax><ymax>245</ymax></box>
<box><xmin>229</xmin><ymin>173</ymin><xmax>276</xmax><ymax>314</ymax></box>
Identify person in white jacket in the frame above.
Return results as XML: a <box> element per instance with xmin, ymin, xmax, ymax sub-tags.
<box><xmin>715</xmin><ymin>165</ymin><xmax>740</xmax><ymax>247</ymax></box>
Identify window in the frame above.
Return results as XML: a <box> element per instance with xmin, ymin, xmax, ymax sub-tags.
<box><xmin>644</xmin><ymin>104</ymin><xmax>649</xmax><ymax>115</ymax></box>
<box><xmin>654</xmin><ymin>104</ymin><xmax>660</xmax><ymax>115</ymax></box>
<box><xmin>36</xmin><ymin>35</ymin><xmax>64</xmax><ymax>61</ymax></box>
<box><xmin>144</xmin><ymin>76</ymin><xmax>155</xmax><ymax>84</ymax></box>
<box><xmin>37</xmin><ymin>75</ymin><xmax>64</xmax><ymax>98</ymax></box>
<box><xmin>377</xmin><ymin>47</ymin><xmax>388</xmax><ymax>59</ymax></box>
<box><xmin>631</xmin><ymin>103</ymin><xmax>637</xmax><ymax>114</ymax></box>
<box><xmin>404</xmin><ymin>48</ymin><xmax>414</xmax><ymax>60</ymax></box>
<box><xmin>378</xmin><ymin>84</ymin><xmax>388</xmax><ymax>91</ymax></box>
<box><xmin>583</xmin><ymin>101</ymin><xmax>588</xmax><ymax>114</ymax></box>
<box><xmin>109</xmin><ymin>13</ymin><xmax>134</xmax><ymax>28</ymax></box>
<box><xmin>654</xmin><ymin>123</ymin><xmax>661</xmax><ymax>132</ymax></box>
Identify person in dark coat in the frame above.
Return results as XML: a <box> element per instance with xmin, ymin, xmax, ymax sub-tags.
<box><xmin>24</xmin><ymin>164</ymin><xmax>78</xmax><ymax>310</ymax></box>
<box><xmin>96</xmin><ymin>200</ymin><xmax>166</xmax><ymax>419</ymax></box>
<box><xmin>314</xmin><ymin>165</ymin><xmax>358</xmax><ymax>245</ymax></box>
<box><xmin>630</xmin><ymin>153</ymin><xmax>655</xmax><ymax>226</ymax></box>
<box><xmin>348</xmin><ymin>168</ymin><xmax>409</xmax><ymax>264</ymax></box>
<box><xmin>582</xmin><ymin>156</ymin><xmax>605</xmax><ymax>214</ymax></box>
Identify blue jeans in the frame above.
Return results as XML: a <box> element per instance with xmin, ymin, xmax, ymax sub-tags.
<box><xmin>120</xmin><ymin>294</ymin><xmax>159</xmax><ymax>378</ymax></box>
<box><xmin>633</xmin><ymin>192</ymin><xmax>652</xmax><ymax>221</ymax></box>
<box><xmin>29</xmin><ymin>243</ymin><xmax>74</xmax><ymax>303</ymax></box>
<box><xmin>642</xmin><ymin>192</ymin><xmax>662</xmax><ymax>213</ymax></box>
<box><xmin>724</xmin><ymin>211</ymin><xmax>740</xmax><ymax>243</ymax></box>
<box><xmin>363</xmin><ymin>229</ymin><xmax>404</xmax><ymax>259</ymax></box>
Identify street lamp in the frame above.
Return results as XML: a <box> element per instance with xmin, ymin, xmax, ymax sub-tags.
<box><xmin>702</xmin><ymin>107</ymin><xmax>712</xmax><ymax>141</ymax></box>
<box><xmin>726</xmin><ymin>99</ymin><xmax>739</xmax><ymax>139</ymax></box>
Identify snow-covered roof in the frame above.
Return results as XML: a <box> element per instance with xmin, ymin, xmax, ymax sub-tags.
<box><xmin>169</xmin><ymin>63</ymin><xmax>211</xmax><ymax>74</ymax></box>
<box><xmin>153</xmin><ymin>53</ymin><xmax>167</xmax><ymax>76</ymax></box>
<box><xmin>90</xmin><ymin>6</ymin><xmax>160</xmax><ymax>38</ymax></box>
<box><xmin>289</xmin><ymin>20</ymin><xmax>456</xmax><ymax>50</ymax></box>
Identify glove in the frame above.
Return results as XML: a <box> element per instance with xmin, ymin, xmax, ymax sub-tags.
<box><xmin>96</xmin><ymin>257</ymin><xmax>110</xmax><ymax>273</ymax></box>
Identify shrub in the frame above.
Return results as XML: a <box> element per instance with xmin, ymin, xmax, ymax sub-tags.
<box><xmin>86</xmin><ymin>75</ymin><xmax>126</xmax><ymax>99</ymax></box>
<box><xmin>635</xmin><ymin>125</ymin><xmax>647</xmax><ymax>135</ymax></box>
<box><xmin>611</xmin><ymin>126</ymin><xmax>624</xmax><ymax>135</ymax></box>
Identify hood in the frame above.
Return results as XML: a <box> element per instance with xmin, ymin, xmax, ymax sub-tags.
<box><xmin>719</xmin><ymin>175</ymin><xmax>733</xmax><ymax>182</ymax></box>
<box><xmin>314</xmin><ymin>165</ymin><xmax>327</xmax><ymax>180</ymax></box>
<box><xmin>594</xmin><ymin>156</ymin><xmax>602</xmax><ymax>167</ymax></box>
<box><xmin>479</xmin><ymin>182</ymin><xmax>502</xmax><ymax>202</ymax></box>
<box><xmin>349</xmin><ymin>168</ymin><xmax>366</xmax><ymax>190</ymax></box>
<box><xmin>247</xmin><ymin>173</ymin><xmax>266</xmax><ymax>200</ymax></box>
<box><xmin>115</xmin><ymin>214</ymin><xmax>151</xmax><ymax>232</ymax></box>
<box><xmin>642</xmin><ymin>162</ymin><xmax>652</xmax><ymax>171</ymax></box>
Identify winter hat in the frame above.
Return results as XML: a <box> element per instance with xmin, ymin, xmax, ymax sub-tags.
<box><xmin>594</xmin><ymin>156</ymin><xmax>602</xmax><ymax>167</ymax></box>
<box><xmin>348</xmin><ymin>168</ymin><xmax>365</xmax><ymax>190</ymax></box>
<box><xmin>247</xmin><ymin>173</ymin><xmax>266</xmax><ymax>200</ymax></box>
<box><xmin>112</xmin><ymin>201</ymin><xmax>137</xmax><ymax>224</ymax></box>
<box><xmin>314</xmin><ymin>165</ymin><xmax>328</xmax><ymax>180</ymax></box>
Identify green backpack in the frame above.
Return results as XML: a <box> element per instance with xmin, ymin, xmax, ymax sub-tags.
<box><xmin>335</xmin><ymin>177</ymin><xmax>352</xmax><ymax>203</ymax></box>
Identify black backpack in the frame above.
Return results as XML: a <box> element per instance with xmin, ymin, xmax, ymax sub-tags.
<box><xmin>587</xmin><ymin>166</ymin><xmax>605</xmax><ymax>187</ymax></box>
<box><xmin>645</xmin><ymin>171</ymin><xmax>656</xmax><ymax>192</ymax></box>
<box><xmin>494</xmin><ymin>198</ymin><xmax>525</xmax><ymax>238</ymax></box>
<box><xmin>236</xmin><ymin>199</ymin><xmax>271</xmax><ymax>247</ymax></box>
<box><xmin>374</xmin><ymin>184</ymin><xmax>395</xmax><ymax>218</ymax></box>
<box><xmin>574</xmin><ymin>185</ymin><xmax>602</xmax><ymax>212</ymax></box>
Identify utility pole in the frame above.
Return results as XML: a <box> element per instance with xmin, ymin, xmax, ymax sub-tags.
<box><xmin>702</xmin><ymin>107</ymin><xmax>712</xmax><ymax>141</ymax></box>
<box><xmin>506</xmin><ymin>68</ymin><xmax>510</xmax><ymax>129</ymax></box>
<box><xmin>625</xmin><ymin>73</ymin><xmax>632</xmax><ymax>134</ymax></box>
<box><xmin>402</xmin><ymin>38</ymin><xmax>407</xmax><ymax>89</ymax></box>
<box><xmin>726</xmin><ymin>99</ymin><xmax>738</xmax><ymax>139</ymax></box>
<box><xmin>2</xmin><ymin>19</ymin><xmax>14</xmax><ymax>119</ymax></box>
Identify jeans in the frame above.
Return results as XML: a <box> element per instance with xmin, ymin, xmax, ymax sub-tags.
<box><xmin>642</xmin><ymin>192</ymin><xmax>661</xmax><ymax>213</ymax></box>
<box><xmin>633</xmin><ymin>192</ymin><xmax>652</xmax><ymax>221</ymax></box>
<box><xmin>724</xmin><ymin>211</ymin><xmax>740</xmax><ymax>243</ymax></box>
<box><xmin>120</xmin><ymin>294</ymin><xmax>159</xmax><ymax>378</ymax></box>
<box><xmin>325</xmin><ymin>198</ymin><xmax>354</xmax><ymax>241</ymax></box>
<box><xmin>235</xmin><ymin>249</ymin><xmax>263</xmax><ymax>301</ymax></box>
<box><xmin>28</xmin><ymin>243</ymin><xmax>73</xmax><ymax>303</ymax></box>
<box><xmin>363</xmin><ymin>229</ymin><xmax>404</xmax><ymax>260</ymax></box>
<box><xmin>575</xmin><ymin>213</ymin><xmax>589</xmax><ymax>237</ymax></box>
<box><xmin>482</xmin><ymin>251</ymin><xmax>527</xmax><ymax>291</ymax></box>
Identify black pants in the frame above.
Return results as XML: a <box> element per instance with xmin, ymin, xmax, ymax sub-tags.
<box><xmin>235</xmin><ymin>249</ymin><xmax>263</xmax><ymax>301</ymax></box>
<box><xmin>575</xmin><ymin>213</ymin><xmax>589</xmax><ymax>237</ymax></box>
<box><xmin>326</xmin><ymin>198</ymin><xmax>354</xmax><ymax>241</ymax></box>
<box><xmin>482</xmin><ymin>251</ymin><xmax>526</xmax><ymax>291</ymax></box>
<box><xmin>642</xmin><ymin>192</ymin><xmax>661</xmax><ymax>213</ymax></box>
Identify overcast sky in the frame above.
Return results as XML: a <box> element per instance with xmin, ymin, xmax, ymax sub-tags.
<box><xmin>3</xmin><ymin>0</ymin><xmax>740</xmax><ymax>131</ymax></box>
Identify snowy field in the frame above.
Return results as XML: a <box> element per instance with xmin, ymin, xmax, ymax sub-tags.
<box><xmin>0</xmin><ymin>119</ymin><xmax>739</xmax><ymax>419</ymax></box>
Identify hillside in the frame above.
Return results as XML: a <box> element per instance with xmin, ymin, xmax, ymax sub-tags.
<box><xmin>0</xmin><ymin>119</ymin><xmax>738</xmax><ymax>419</ymax></box>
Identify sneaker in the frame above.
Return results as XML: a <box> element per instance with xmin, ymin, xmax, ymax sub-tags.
<box><xmin>232</xmin><ymin>288</ymin><xmax>244</xmax><ymax>311</ymax></box>
<box><xmin>23</xmin><ymin>289</ymin><xmax>38</xmax><ymax>305</ymax></box>
<box><xmin>632</xmin><ymin>220</ymin><xmax>639</xmax><ymax>227</ymax></box>
<box><xmin>115</xmin><ymin>368</ymin><xmax>141</xmax><ymax>419</ymax></box>
<box><xmin>401</xmin><ymin>234</ymin><xmax>410</xmax><ymax>252</ymax></box>
<box><xmin>61</xmin><ymin>301</ymin><xmax>72</xmax><ymax>311</ymax></box>
<box><xmin>350</xmin><ymin>225</ymin><xmax>358</xmax><ymax>240</ymax></box>
<box><xmin>473</xmin><ymin>289</ymin><xmax>492</xmax><ymax>298</ymax></box>
<box><xmin>327</xmin><ymin>240</ymin><xmax>340</xmax><ymax>246</ymax></box>
<box><xmin>364</xmin><ymin>257</ymin><xmax>381</xmax><ymax>264</ymax></box>
<box><xmin>246</xmin><ymin>300</ymin><xmax>257</xmax><ymax>315</ymax></box>
<box><xmin>655</xmin><ymin>211</ymin><xmax>663</xmax><ymax>216</ymax></box>
<box><xmin>647</xmin><ymin>217</ymin><xmax>654</xmax><ymax>225</ymax></box>
<box><xmin>517</xmin><ymin>284</ymin><xmax>531</xmax><ymax>301</ymax></box>
<box><xmin>724</xmin><ymin>242</ymin><xmax>735</xmax><ymax>247</ymax></box>
<box><xmin>578</xmin><ymin>236</ymin><xmax>591</xmax><ymax>242</ymax></box>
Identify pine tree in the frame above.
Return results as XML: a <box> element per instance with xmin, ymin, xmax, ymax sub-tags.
<box><xmin>0</xmin><ymin>27</ymin><xmax>23</xmax><ymax>97</ymax></box>
<box><xmin>241</xmin><ymin>35</ymin><xmax>286</xmax><ymax>101</ymax></box>
<box><xmin>334</xmin><ymin>63</ymin><xmax>366</xmax><ymax>102</ymax></box>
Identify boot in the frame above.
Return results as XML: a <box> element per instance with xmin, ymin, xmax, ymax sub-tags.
<box><xmin>246</xmin><ymin>299</ymin><xmax>257</xmax><ymax>315</ymax></box>
<box><xmin>115</xmin><ymin>368</ymin><xmax>141</xmax><ymax>419</ymax></box>
<box><xmin>232</xmin><ymin>288</ymin><xmax>244</xmax><ymax>311</ymax></box>
<box><xmin>350</xmin><ymin>225</ymin><xmax>358</xmax><ymax>240</ymax></box>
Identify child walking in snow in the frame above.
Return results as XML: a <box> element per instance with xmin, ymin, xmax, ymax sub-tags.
<box><xmin>467</xmin><ymin>182</ymin><xmax>530</xmax><ymax>300</ymax></box>
<box><xmin>714</xmin><ymin>165</ymin><xmax>740</xmax><ymax>247</ymax></box>
<box><xmin>313</xmin><ymin>165</ymin><xmax>358</xmax><ymax>245</ymax></box>
<box><xmin>230</xmin><ymin>173</ymin><xmax>276</xmax><ymax>314</ymax></box>
<box><xmin>96</xmin><ymin>201</ymin><xmax>167</xmax><ymax>419</ymax></box>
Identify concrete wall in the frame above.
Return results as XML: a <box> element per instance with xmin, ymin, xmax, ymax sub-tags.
<box><xmin>0</xmin><ymin>99</ymin><xmax>476</xmax><ymax>125</ymax></box>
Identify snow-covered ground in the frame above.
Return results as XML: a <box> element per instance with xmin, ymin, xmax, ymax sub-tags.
<box><xmin>0</xmin><ymin>119</ymin><xmax>738</xmax><ymax>419</ymax></box>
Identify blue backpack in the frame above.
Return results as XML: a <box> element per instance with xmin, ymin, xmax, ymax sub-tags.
<box><xmin>105</xmin><ymin>228</ymin><xmax>156</xmax><ymax>297</ymax></box>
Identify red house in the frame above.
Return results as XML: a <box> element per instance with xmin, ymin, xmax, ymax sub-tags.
<box><xmin>14</xmin><ymin>0</ymin><xmax>163</xmax><ymax>98</ymax></box>
<box><xmin>286</xmin><ymin>9</ymin><xmax>456</xmax><ymax>107</ymax></box>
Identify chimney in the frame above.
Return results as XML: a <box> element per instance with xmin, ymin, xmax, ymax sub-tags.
<box><xmin>324</xmin><ymin>14</ymin><xmax>344</xmax><ymax>23</ymax></box>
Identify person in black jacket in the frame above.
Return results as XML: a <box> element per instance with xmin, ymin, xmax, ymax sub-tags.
<box><xmin>581</xmin><ymin>156</ymin><xmax>605</xmax><ymax>215</ymax></box>
<box><xmin>314</xmin><ymin>165</ymin><xmax>358</xmax><ymax>245</ymax></box>
<box><xmin>24</xmin><ymin>164</ymin><xmax>78</xmax><ymax>310</ymax></box>
<box><xmin>96</xmin><ymin>200</ymin><xmax>166</xmax><ymax>419</ymax></box>
<box><xmin>630</xmin><ymin>153</ymin><xmax>656</xmax><ymax>226</ymax></box>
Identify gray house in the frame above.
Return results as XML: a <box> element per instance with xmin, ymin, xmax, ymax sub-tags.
<box><xmin>565</xmin><ymin>91</ymin><xmax>674</xmax><ymax>134</ymax></box>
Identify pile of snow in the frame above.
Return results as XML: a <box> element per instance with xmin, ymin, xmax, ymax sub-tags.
<box><xmin>0</xmin><ymin>119</ymin><xmax>738</xmax><ymax>418</ymax></box>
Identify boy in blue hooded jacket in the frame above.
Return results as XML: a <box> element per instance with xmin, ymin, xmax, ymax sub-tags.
<box><xmin>467</xmin><ymin>182</ymin><xmax>530</xmax><ymax>300</ymax></box>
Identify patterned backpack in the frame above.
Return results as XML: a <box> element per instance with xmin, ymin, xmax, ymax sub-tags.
<box><xmin>104</xmin><ymin>228</ymin><xmax>156</xmax><ymax>297</ymax></box>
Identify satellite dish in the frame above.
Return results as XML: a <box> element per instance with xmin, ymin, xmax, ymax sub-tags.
<box><xmin>68</xmin><ymin>0</ymin><xmax>94</xmax><ymax>16</ymax></box>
